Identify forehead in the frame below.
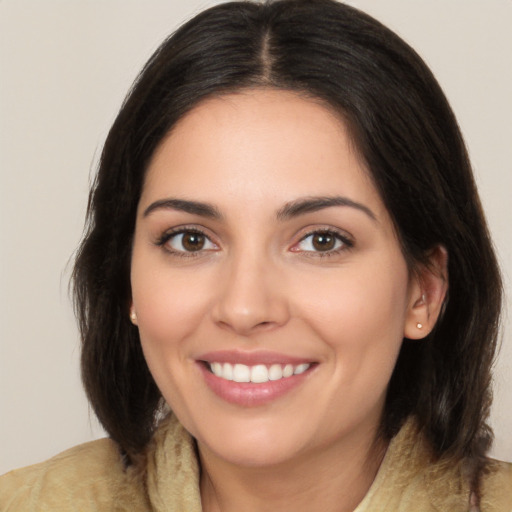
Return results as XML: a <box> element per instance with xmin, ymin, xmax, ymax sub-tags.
<box><xmin>140</xmin><ymin>89</ymin><xmax>384</xmax><ymax>217</ymax></box>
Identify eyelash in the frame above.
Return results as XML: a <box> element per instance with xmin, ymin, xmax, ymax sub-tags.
<box><xmin>292</xmin><ymin>229</ymin><xmax>354</xmax><ymax>257</ymax></box>
<box><xmin>155</xmin><ymin>227</ymin><xmax>354</xmax><ymax>258</ymax></box>
<box><xmin>155</xmin><ymin>226</ymin><xmax>217</xmax><ymax>258</ymax></box>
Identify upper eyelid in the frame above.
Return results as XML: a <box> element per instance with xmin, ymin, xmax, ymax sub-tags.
<box><xmin>288</xmin><ymin>228</ymin><xmax>355</xmax><ymax>258</ymax></box>
<box><xmin>294</xmin><ymin>226</ymin><xmax>354</xmax><ymax>243</ymax></box>
<box><xmin>154</xmin><ymin>224</ymin><xmax>354</xmax><ymax>250</ymax></box>
<box><xmin>156</xmin><ymin>225</ymin><xmax>217</xmax><ymax>246</ymax></box>
<box><xmin>159</xmin><ymin>224</ymin><xmax>212</xmax><ymax>238</ymax></box>
<box><xmin>156</xmin><ymin>227</ymin><xmax>219</xmax><ymax>259</ymax></box>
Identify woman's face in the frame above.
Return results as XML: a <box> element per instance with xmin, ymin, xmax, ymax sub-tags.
<box><xmin>131</xmin><ymin>89</ymin><xmax>422</xmax><ymax>468</ymax></box>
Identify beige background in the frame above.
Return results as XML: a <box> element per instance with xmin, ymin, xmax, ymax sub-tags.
<box><xmin>1</xmin><ymin>0</ymin><xmax>511</xmax><ymax>474</ymax></box>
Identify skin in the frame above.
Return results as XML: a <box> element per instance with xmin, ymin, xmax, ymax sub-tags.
<box><xmin>130</xmin><ymin>89</ymin><xmax>447</xmax><ymax>512</ymax></box>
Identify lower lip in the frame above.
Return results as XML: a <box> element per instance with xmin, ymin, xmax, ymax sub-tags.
<box><xmin>198</xmin><ymin>363</ymin><xmax>313</xmax><ymax>407</ymax></box>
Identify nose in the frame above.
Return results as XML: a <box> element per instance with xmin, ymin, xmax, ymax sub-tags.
<box><xmin>211</xmin><ymin>251</ymin><xmax>290</xmax><ymax>336</ymax></box>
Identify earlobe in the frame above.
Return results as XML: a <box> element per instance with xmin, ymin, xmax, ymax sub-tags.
<box><xmin>404</xmin><ymin>245</ymin><xmax>448</xmax><ymax>340</ymax></box>
<box><xmin>129</xmin><ymin>304</ymin><xmax>138</xmax><ymax>325</ymax></box>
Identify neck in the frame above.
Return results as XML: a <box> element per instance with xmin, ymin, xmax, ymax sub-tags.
<box><xmin>199</xmin><ymin>423</ymin><xmax>387</xmax><ymax>512</ymax></box>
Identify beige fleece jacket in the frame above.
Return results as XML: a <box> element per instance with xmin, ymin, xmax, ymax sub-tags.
<box><xmin>1</xmin><ymin>415</ymin><xmax>511</xmax><ymax>511</ymax></box>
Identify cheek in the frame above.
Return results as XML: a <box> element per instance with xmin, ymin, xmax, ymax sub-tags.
<box><xmin>131</xmin><ymin>259</ymin><xmax>214</xmax><ymax>345</ymax></box>
<box><xmin>295</xmin><ymin>258</ymin><xmax>410</xmax><ymax>379</ymax></box>
<box><xmin>129</xmin><ymin>255</ymin><xmax>219</xmax><ymax>416</ymax></box>
<box><xmin>130</xmin><ymin>257</ymin><xmax>216</xmax><ymax>414</ymax></box>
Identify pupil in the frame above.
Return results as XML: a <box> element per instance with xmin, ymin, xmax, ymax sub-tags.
<box><xmin>312</xmin><ymin>233</ymin><xmax>335</xmax><ymax>251</ymax></box>
<box><xmin>183</xmin><ymin>233</ymin><xmax>205</xmax><ymax>251</ymax></box>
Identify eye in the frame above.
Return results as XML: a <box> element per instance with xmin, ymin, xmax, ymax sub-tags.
<box><xmin>292</xmin><ymin>230</ymin><xmax>352</xmax><ymax>254</ymax></box>
<box><xmin>159</xmin><ymin>229</ymin><xmax>218</xmax><ymax>254</ymax></box>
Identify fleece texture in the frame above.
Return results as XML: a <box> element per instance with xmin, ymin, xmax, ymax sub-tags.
<box><xmin>1</xmin><ymin>415</ymin><xmax>511</xmax><ymax>511</ymax></box>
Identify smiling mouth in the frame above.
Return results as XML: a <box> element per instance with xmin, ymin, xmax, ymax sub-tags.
<box><xmin>205</xmin><ymin>362</ymin><xmax>311</xmax><ymax>383</ymax></box>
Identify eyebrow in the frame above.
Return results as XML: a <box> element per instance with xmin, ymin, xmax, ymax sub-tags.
<box><xmin>143</xmin><ymin>195</ymin><xmax>376</xmax><ymax>222</ymax></box>
<box><xmin>143</xmin><ymin>198</ymin><xmax>222</xmax><ymax>219</ymax></box>
<box><xmin>276</xmin><ymin>196</ymin><xmax>376</xmax><ymax>221</ymax></box>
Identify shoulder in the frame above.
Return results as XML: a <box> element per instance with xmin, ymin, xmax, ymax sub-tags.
<box><xmin>0</xmin><ymin>438</ymin><xmax>149</xmax><ymax>512</ymax></box>
<box><xmin>480</xmin><ymin>458</ymin><xmax>512</xmax><ymax>511</ymax></box>
<box><xmin>413</xmin><ymin>433</ymin><xmax>512</xmax><ymax>511</ymax></box>
<box><xmin>362</xmin><ymin>420</ymin><xmax>512</xmax><ymax>511</ymax></box>
<box><xmin>422</xmin><ymin>455</ymin><xmax>512</xmax><ymax>511</ymax></box>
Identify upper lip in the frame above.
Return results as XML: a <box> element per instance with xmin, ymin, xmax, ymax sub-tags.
<box><xmin>197</xmin><ymin>350</ymin><xmax>315</xmax><ymax>366</ymax></box>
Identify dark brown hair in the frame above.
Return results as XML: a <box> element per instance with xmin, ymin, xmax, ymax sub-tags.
<box><xmin>73</xmin><ymin>0</ymin><xmax>501</xmax><ymax>485</ymax></box>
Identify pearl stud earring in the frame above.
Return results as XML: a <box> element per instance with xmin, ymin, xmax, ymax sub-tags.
<box><xmin>416</xmin><ymin>322</ymin><xmax>423</xmax><ymax>329</ymax></box>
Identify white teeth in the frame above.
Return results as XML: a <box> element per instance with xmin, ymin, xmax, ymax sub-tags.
<box><xmin>211</xmin><ymin>362</ymin><xmax>222</xmax><ymax>377</ymax></box>
<box><xmin>233</xmin><ymin>363</ymin><xmax>251</xmax><ymax>383</ymax></box>
<box><xmin>294</xmin><ymin>363</ymin><xmax>309</xmax><ymax>375</ymax></box>
<box><xmin>222</xmin><ymin>362</ymin><xmax>233</xmax><ymax>381</ymax></box>
<box><xmin>268</xmin><ymin>364</ymin><xmax>283</xmax><ymax>381</ymax></box>
<box><xmin>250</xmin><ymin>365</ymin><xmax>269</xmax><ymax>383</ymax></box>
<box><xmin>208</xmin><ymin>362</ymin><xmax>311</xmax><ymax>383</ymax></box>
<box><xmin>283</xmin><ymin>364</ymin><xmax>294</xmax><ymax>378</ymax></box>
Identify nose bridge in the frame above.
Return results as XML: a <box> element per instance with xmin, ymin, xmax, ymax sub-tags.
<box><xmin>212</xmin><ymin>243</ymin><xmax>289</xmax><ymax>334</ymax></box>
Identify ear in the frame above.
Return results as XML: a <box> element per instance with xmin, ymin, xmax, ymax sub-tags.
<box><xmin>404</xmin><ymin>245</ymin><xmax>448</xmax><ymax>340</ymax></box>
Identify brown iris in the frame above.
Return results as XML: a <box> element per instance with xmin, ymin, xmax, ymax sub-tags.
<box><xmin>312</xmin><ymin>232</ymin><xmax>336</xmax><ymax>251</ymax></box>
<box><xmin>182</xmin><ymin>232</ymin><xmax>206</xmax><ymax>251</ymax></box>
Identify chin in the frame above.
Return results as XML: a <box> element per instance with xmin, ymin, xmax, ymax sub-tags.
<box><xmin>201</xmin><ymin>433</ymin><xmax>307</xmax><ymax>469</ymax></box>
<box><xmin>187</xmin><ymin>410</ymin><xmax>329</xmax><ymax>469</ymax></box>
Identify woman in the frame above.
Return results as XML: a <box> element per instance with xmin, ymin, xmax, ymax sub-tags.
<box><xmin>1</xmin><ymin>0</ymin><xmax>510</xmax><ymax>510</ymax></box>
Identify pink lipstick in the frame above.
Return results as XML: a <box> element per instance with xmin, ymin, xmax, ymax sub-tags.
<box><xmin>197</xmin><ymin>350</ymin><xmax>316</xmax><ymax>407</ymax></box>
